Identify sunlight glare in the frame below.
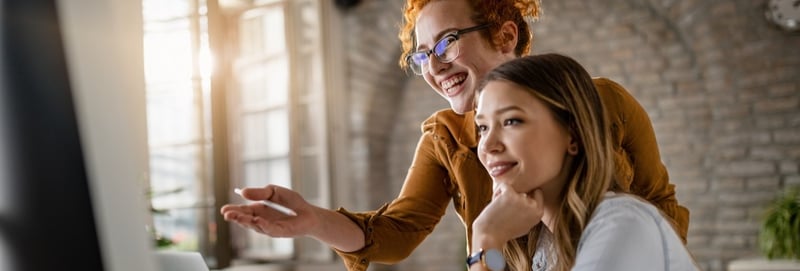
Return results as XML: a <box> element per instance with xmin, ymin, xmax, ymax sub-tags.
<box><xmin>199</xmin><ymin>42</ymin><xmax>213</xmax><ymax>80</ymax></box>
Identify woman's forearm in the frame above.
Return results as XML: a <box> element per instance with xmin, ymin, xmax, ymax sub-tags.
<box><xmin>308</xmin><ymin>206</ymin><xmax>366</xmax><ymax>252</ymax></box>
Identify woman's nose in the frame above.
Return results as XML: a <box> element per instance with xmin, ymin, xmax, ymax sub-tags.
<box><xmin>427</xmin><ymin>54</ymin><xmax>448</xmax><ymax>75</ymax></box>
<box><xmin>479</xmin><ymin>129</ymin><xmax>504</xmax><ymax>154</ymax></box>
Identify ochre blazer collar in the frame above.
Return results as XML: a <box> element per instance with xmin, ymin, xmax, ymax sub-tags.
<box><xmin>460</xmin><ymin>110</ymin><xmax>479</xmax><ymax>149</ymax></box>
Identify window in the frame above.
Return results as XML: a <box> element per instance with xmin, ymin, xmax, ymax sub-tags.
<box><xmin>142</xmin><ymin>0</ymin><xmax>337</xmax><ymax>266</ymax></box>
<box><xmin>142</xmin><ymin>0</ymin><xmax>217</xmax><ymax>264</ymax></box>
<box><xmin>230</xmin><ymin>0</ymin><xmax>333</xmax><ymax>262</ymax></box>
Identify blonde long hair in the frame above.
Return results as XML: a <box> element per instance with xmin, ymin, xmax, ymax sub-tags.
<box><xmin>478</xmin><ymin>53</ymin><xmax>617</xmax><ymax>271</ymax></box>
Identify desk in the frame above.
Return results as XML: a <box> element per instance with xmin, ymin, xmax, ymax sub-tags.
<box><xmin>728</xmin><ymin>257</ymin><xmax>800</xmax><ymax>271</ymax></box>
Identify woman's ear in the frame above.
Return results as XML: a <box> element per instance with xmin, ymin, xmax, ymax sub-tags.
<box><xmin>567</xmin><ymin>137</ymin><xmax>579</xmax><ymax>155</ymax></box>
<box><xmin>498</xmin><ymin>21</ymin><xmax>518</xmax><ymax>54</ymax></box>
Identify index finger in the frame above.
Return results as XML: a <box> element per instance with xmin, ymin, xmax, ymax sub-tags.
<box><xmin>220</xmin><ymin>203</ymin><xmax>253</xmax><ymax>215</ymax></box>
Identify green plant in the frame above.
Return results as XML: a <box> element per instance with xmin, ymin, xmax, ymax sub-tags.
<box><xmin>148</xmin><ymin>226</ymin><xmax>176</xmax><ymax>248</ymax></box>
<box><xmin>759</xmin><ymin>186</ymin><xmax>800</xmax><ymax>260</ymax></box>
<box><xmin>147</xmin><ymin>187</ymin><xmax>185</xmax><ymax>249</ymax></box>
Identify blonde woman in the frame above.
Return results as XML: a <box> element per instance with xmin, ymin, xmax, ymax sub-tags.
<box><xmin>471</xmin><ymin>53</ymin><xmax>697</xmax><ymax>271</ymax></box>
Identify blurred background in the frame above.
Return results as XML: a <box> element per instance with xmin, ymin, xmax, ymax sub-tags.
<box><xmin>132</xmin><ymin>0</ymin><xmax>800</xmax><ymax>271</ymax></box>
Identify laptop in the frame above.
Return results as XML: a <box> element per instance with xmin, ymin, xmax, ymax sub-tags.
<box><xmin>154</xmin><ymin>251</ymin><xmax>210</xmax><ymax>271</ymax></box>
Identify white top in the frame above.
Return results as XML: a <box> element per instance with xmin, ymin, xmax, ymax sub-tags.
<box><xmin>570</xmin><ymin>192</ymin><xmax>699</xmax><ymax>271</ymax></box>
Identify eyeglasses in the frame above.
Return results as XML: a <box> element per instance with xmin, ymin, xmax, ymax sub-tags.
<box><xmin>406</xmin><ymin>24</ymin><xmax>490</xmax><ymax>75</ymax></box>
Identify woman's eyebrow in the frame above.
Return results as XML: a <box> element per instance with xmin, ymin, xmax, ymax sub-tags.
<box><xmin>416</xmin><ymin>27</ymin><xmax>459</xmax><ymax>50</ymax></box>
<box><xmin>475</xmin><ymin>105</ymin><xmax>524</xmax><ymax>120</ymax></box>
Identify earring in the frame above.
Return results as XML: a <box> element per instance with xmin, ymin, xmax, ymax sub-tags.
<box><xmin>568</xmin><ymin>144</ymin><xmax>579</xmax><ymax>155</ymax></box>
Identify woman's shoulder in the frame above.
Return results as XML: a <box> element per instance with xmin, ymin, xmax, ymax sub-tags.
<box><xmin>591</xmin><ymin>77</ymin><xmax>642</xmax><ymax>114</ymax></box>
<box><xmin>584</xmin><ymin>193</ymin><xmax>673</xmax><ymax>236</ymax></box>
<box><xmin>576</xmin><ymin>193</ymin><xmax>698</xmax><ymax>270</ymax></box>
<box><xmin>591</xmin><ymin>77</ymin><xmax>622</xmax><ymax>88</ymax></box>
<box><xmin>420</xmin><ymin>109</ymin><xmax>478</xmax><ymax>145</ymax></box>
<box><xmin>421</xmin><ymin>108</ymin><xmax>475</xmax><ymax>135</ymax></box>
<box><xmin>591</xmin><ymin>77</ymin><xmax>628</xmax><ymax>95</ymax></box>
<box><xmin>594</xmin><ymin>193</ymin><xmax>661</xmax><ymax>218</ymax></box>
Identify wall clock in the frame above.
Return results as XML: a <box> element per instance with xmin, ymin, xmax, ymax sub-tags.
<box><xmin>766</xmin><ymin>0</ymin><xmax>800</xmax><ymax>32</ymax></box>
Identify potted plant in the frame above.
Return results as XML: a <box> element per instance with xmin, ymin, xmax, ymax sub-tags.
<box><xmin>759</xmin><ymin>186</ymin><xmax>800</xmax><ymax>260</ymax></box>
<box><xmin>728</xmin><ymin>187</ymin><xmax>800</xmax><ymax>271</ymax></box>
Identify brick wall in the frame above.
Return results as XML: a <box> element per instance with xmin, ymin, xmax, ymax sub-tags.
<box><xmin>339</xmin><ymin>0</ymin><xmax>406</xmax><ymax>213</ymax></box>
<box><xmin>339</xmin><ymin>1</ymin><xmax>800</xmax><ymax>271</ymax></box>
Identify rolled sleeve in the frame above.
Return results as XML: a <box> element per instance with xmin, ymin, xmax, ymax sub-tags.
<box><xmin>331</xmin><ymin>113</ymin><xmax>455</xmax><ymax>270</ymax></box>
<box><xmin>333</xmin><ymin>205</ymin><xmax>387</xmax><ymax>271</ymax></box>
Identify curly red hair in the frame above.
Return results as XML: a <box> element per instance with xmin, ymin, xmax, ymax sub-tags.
<box><xmin>398</xmin><ymin>0</ymin><xmax>541</xmax><ymax>70</ymax></box>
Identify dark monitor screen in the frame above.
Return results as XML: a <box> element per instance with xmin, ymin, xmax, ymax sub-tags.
<box><xmin>1</xmin><ymin>0</ymin><xmax>104</xmax><ymax>270</ymax></box>
<box><xmin>1</xmin><ymin>0</ymin><xmax>155</xmax><ymax>270</ymax></box>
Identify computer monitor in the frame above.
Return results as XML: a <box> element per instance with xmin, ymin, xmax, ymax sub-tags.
<box><xmin>1</xmin><ymin>0</ymin><xmax>156</xmax><ymax>270</ymax></box>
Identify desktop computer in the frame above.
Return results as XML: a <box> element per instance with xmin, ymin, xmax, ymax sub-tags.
<box><xmin>1</xmin><ymin>0</ymin><xmax>157</xmax><ymax>270</ymax></box>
